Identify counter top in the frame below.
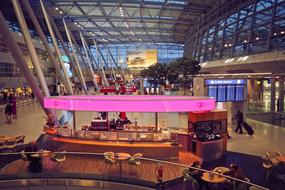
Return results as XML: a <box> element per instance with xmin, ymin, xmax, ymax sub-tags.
<box><xmin>51</xmin><ymin>137</ymin><xmax>181</xmax><ymax>148</ymax></box>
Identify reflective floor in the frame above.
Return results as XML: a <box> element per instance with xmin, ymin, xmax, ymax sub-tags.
<box><xmin>0</xmin><ymin>102</ymin><xmax>285</xmax><ymax>157</ymax></box>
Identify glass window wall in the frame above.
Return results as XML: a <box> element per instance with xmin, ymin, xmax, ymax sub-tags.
<box><xmin>185</xmin><ymin>0</ymin><xmax>285</xmax><ymax>62</ymax></box>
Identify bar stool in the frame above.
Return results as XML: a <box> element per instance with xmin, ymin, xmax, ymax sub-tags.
<box><xmin>128</xmin><ymin>153</ymin><xmax>142</xmax><ymax>175</ymax></box>
<box><xmin>104</xmin><ymin>152</ymin><xmax>117</xmax><ymax>175</ymax></box>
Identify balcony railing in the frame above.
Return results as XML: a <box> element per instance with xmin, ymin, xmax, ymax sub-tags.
<box><xmin>0</xmin><ymin>151</ymin><xmax>269</xmax><ymax>190</ymax></box>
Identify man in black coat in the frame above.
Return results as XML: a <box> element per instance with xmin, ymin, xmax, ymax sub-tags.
<box><xmin>235</xmin><ymin>110</ymin><xmax>244</xmax><ymax>134</ymax></box>
<box><xmin>5</xmin><ymin>103</ymin><xmax>12</xmax><ymax>123</ymax></box>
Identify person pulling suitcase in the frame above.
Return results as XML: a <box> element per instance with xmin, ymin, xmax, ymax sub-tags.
<box><xmin>235</xmin><ymin>110</ymin><xmax>244</xmax><ymax>134</ymax></box>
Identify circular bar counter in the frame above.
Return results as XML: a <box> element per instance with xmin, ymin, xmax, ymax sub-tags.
<box><xmin>44</xmin><ymin>129</ymin><xmax>181</xmax><ymax>159</ymax></box>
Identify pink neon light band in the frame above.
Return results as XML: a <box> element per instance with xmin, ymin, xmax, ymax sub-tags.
<box><xmin>44</xmin><ymin>95</ymin><xmax>215</xmax><ymax>112</ymax></box>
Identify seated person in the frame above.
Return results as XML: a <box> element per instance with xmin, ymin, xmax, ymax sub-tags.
<box><xmin>224</xmin><ymin>164</ymin><xmax>245</xmax><ymax>180</ymax></box>
<box><xmin>109</xmin><ymin>119</ymin><xmax>116</xmax><ymax>130</ymax></box>
<box><xmin>123</xmin><ymin>117</ymin><xmax>132</xmax><ymax>125</ymax></box>
<box><xmin>115</xmin><ymin>118</ymin><xmax>124</xmax><ymax>130</ymax></box>
<box><xmin>24</xmin><ymin>141</ymin><xmax>42</xmax><ymax>172</ymax></box>
<box><xmin>189</xmin><ymin>161</ymin><xmax>209</xmax><ymax>190</ymax></box>
<box><xmin>100</xmin><ymin>112</ymin><xmax>107</xmax><ymax>120</ymax></box>
<box><xmin>224</xmin><ymin>164</ymin><xmax>245</xmax><ymax>189</ymax></box>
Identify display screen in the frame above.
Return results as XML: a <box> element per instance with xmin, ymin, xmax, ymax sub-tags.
<box><xmin>208</xmin><ymin>86</ymin><xmax>217</xmax><ymax>100</ymax></box>
<box><xmin>195</xmin><ymin>121</ymin><xmax>213</xmax><ymax>134</ymax></box>
<box><xmin>207</xmin><ymin>84</ymin><xmax>245</xmax><ymax>102</ymax></box>
<box><xmin>217</xmin><ymin>86</ymin><xmax>226</xmax><ymax>102</ymax></box>
<box><xmin>226</xmin><ymin>85</ymin><xmax>235</xmax><ymax>101</ymax></box>
<box><xmin>235</xmin><ymin>85</ymin><xmax>244</xmax><ymax>101</ymax></box>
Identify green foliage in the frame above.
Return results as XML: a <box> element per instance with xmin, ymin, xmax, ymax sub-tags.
<box><xmin>140</xmin><ymin>57</ymin><xmax>201</xmax><ymax>89</ymax></box>
<box><xmin>140</xmin><ymin>63</ymin><xmax>167</xmax><ymax>85</ymax></box>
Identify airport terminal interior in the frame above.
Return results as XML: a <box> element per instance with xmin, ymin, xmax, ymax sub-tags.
<box><xmin>0</xmin><ymin>0</ymin><xmax>285</xmax><ymax>190</ymax></box>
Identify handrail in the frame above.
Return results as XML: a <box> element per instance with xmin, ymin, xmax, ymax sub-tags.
<box><xmin>0</xmin><ymin>151</ymin><xmax>270</xmax><ymax>190</ymax></box>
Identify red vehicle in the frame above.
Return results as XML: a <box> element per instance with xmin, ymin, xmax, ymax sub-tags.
<box><xmin>100</xmin><ymin>85</ymin><xmax>137</xmax><ymax>94</ymax></box>
<box><xmin>100</xmin><ymin>86</ymin><xmax>116</xmax><ymax>93</ymax></box>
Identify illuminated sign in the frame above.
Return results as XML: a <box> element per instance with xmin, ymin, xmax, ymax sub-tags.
<box><xmin>44</xmin><ymin>96</ymin><xmax>215</xmax><ymax>112</ymax></box>
<box><xmin>205</xmin><ymin>79</ymin><xmax>245</xmax><ymax>85</ymax></box>
<box><xmin>126</xmin><ymin>49</ymin><xmax>157</xmax><ymax>68</ymax></box>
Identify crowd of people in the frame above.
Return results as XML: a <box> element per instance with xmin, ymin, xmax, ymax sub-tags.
<box><xmin>0</xmin><ymin>87</ymin><xmax>34</xmax><ymax>104</ymax></box>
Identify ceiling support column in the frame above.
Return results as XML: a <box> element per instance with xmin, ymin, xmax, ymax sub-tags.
<box><xmin>93</xmin><ymin>39</ymin><xmax>109</xmax><ymax>86</ymax></box>
<box><xmin>106</xmin><ymin>45</ymin><xmax>125</xmax><ymax>83</ymax></box>
<box><xmin>12</xmin><ymin>0</ymin><xmax>50</xmax><ymax>97</ymax></box>
<box><xmin>0</xmin><ymin>11</ymin><xmax>53</xmax><ymax>116</ymax></box>
<box><xmin>62</xmin><ymin>18</ymin><xmax>88</xmax><ymax>94</ymax></box>
<box><xmin>79</xmin><ymin>31</ymin><xmax>100</xmax><ymax>92</ymax></box>
<box><xmin>39</xmin><ymin>0</ymin><xmax>73</xmax><ymax>95</ymax></box>
<box><xmin>22</xmin><ymin>0</ymin><xmax>70</xmax><ymax>95</ymax></box>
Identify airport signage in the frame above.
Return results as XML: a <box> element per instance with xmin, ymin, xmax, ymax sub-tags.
<box><xmin>205</xmin><ymin>79</ymin><xmax>245</xmax><ymax>85</ymax></box>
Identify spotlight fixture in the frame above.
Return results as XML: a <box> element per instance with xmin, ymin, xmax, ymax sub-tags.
<box><xmin>274</xmin><ymin>33</ymin><xmax>277</xmax><ymax>36</ymax></box>
<box><xmin>59</xmin><ymin>11</ymin><xmax>63</xmax><ymax>14</ymax></box>
<box><xmin>256</xmin><ymin>37</ymin><xmax>259</xmax><ymax>40</ymax></box>
<box><xmin>244</xmin><ymin>40</ymin><xmax>247</xmax><ymax>43</ymax></box>
<box><xmin>281</xmin><ymin>31</ymin><xmax>285</xmax><ymax>34</ymax></box>
<box><xmin>55</xmin><ymin>7</ymin><xmax>59</xmax><ymax>11</ymax></box>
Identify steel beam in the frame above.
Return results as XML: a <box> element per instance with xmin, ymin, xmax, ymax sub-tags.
<box><xmin>93</xmin><ymin>39</ymin><xmax>108</xmax><ymax>86</ymax></box>
<box><xmin>39</xmin><ymin>0</ymin><xmax>73</xmax><ymax>95</ymax></box>
<box><xmin>106</xmin><ymin>49</ymin><xmax>116</xmax><ymax>80</ymax></box>
<box><xmin>105</xmin><ymin>44</ymin><xmax>125</xmax><ymax>83</ymax></box>
<box><xmin>62</xmin><ymin>17</ymin><xmax>88</xmax><ymax>94</ymax></box>
<box><xmin>12</xmin><ymin>0</ymin><xmax>50</xmax><ymax>97</ymax></box>
<box><xmin>48</xmin><ymin>15</ymin><xmax>83</xmax><ymax>94</ymax></box>
<box><xmin>0</xmin><ymin>11</ymin><xmax>53</xmax><ymax>116</ymax></box>
<box><xmin>22</xmin><ymin>0</ymin><xmax>70</xmax><ymax>95</ymax></box>
<box><xmin>79</xmin><ymin>31</ymin><xmax>100</xmax><ymax>91</ymax></box>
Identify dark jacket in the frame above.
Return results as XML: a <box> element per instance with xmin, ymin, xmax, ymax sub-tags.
<box><xmin>5</xmin><ymin>104</ymin><xmax>12</xmax><ymax>115</ymax></box>
<box><xmin>237</xmin><ymin>111</ymin><xmax>244</xmax><ymax>123</ymax></box>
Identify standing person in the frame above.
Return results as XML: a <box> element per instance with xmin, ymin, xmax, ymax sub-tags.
<box><xmin>277</xmin><ymin>98</ymin><xmax>280</xmax><ymax>112</ymax></box>
<box><xmin>11</xmin><ymin>94</ymin><xmax>17</xmax><ymax>119</ymax></box>
<box><xmin>3</xmin><ymin>91</ymin><xmax>7</xmax><ymax>104</ymax></box>
<box><xmin>31</xmin><ymin>91</ymin><xmax>35</xmax><ymax>99</ymax></box>
<box><xmin>8</xmin><ymin>93</ymin><xmax>13</xmax><ymax>103</ymax></box>
<box><xmin>5</xmin><ymin>103</ymin><xmax>13</xmax><ymax>123</ymax></box>
<box><xmin>119</xmin><ymin>112</ymin><xmax>126</xmax><ymax>120</ymax></box>
<box><xmin>188</xmin><ymin>161</ymin><xmax>209</xmax><ymax>190</ymax></box>
<box><xmin>235</xmin><ymin>110</ymin><xmax>244</xmax><ymax>134</ymax></box>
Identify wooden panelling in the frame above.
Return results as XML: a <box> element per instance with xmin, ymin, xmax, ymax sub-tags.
<box><xmin>188</xmin><ymin>110</ymin><xmax>227</xmax><ymax>122</ymax></box>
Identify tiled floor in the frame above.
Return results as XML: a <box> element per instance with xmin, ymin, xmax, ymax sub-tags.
<box><xmin>1</xmin><ymin>102</ymin><xmax>285</xmax><ymax>157</ymax></box>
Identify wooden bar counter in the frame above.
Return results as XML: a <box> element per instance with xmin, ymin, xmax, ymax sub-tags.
<box><xmin>44</xmin><ymin>129</ymin><xmax>181</xmax><ymax>159</ymax></box>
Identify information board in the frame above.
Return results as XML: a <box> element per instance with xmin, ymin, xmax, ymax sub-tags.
<box><xmin>235</xmin><ymin>85</ymin><xmax>244</xmax><ymax>101</ymax></box>
<box><xmin>226</xmin><ymin>85</ymin><xmax>235</xmax><ymax>101</ymax></box>
<box><xmin>217</xmin><ymin>86</ymin><xmax>226</xmax><ymax>102</ymax></box>
<box><xmin>207</xmin><ymin>85</ymin><xmax>245</xmax><ymax>102</ymax></box>
<box><xmin>208</xmin><ymin>86</ymin><xmax>217</xmax><ymax>100</ymax></box>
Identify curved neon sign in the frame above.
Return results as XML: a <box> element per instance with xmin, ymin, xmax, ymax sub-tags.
<box><xmin>44</xmin><ymin>95</ymin><xmax>215</xmax><ymax>112</ymax></box>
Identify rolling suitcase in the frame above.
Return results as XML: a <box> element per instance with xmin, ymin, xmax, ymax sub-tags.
<box><xmin>243</xmin><ymin>122</ymin><xmax>254</xmax><ymax>135</ymax></box>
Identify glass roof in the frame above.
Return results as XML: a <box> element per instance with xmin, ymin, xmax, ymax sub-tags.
<box><xmin>28</xmin><ymin>0</ymin><xmax>218</xmax><ymax>44</ymax></box>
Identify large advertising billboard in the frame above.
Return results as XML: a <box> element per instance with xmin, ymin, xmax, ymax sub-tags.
<box><xmin>126</xmin><ymin>49</ymin><xmax>157</xmax><ymax>68</ymax></box>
